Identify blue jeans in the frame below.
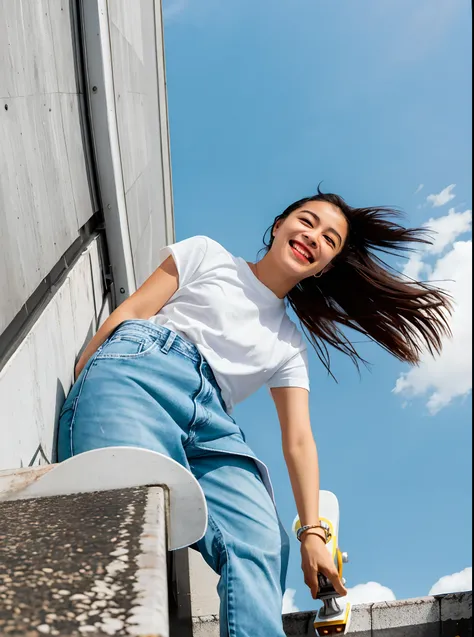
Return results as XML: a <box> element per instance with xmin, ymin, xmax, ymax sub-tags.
<box><xmin>57</xmin><ymin>320</ymin><xmax>289</xmax><ymax>637</ymax></box>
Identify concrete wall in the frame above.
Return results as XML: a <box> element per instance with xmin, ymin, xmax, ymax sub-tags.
<box><xmin>188</xmin><ymin>549</ymin><xmax>220</xmax><ymax>618</ymax></box>
<box><xmin>108</xmin><ymin>0</ymin><xmax>174</xmax><ymax>287</ymax></box>
<box><xmin>0</xmin><ymin>236</ymin><xmax>111</xmax><ymax>470</ymax></box>
<box><xmin>192</xmin><ymin>592</ymin><xmax>473</xmax><ymax>637</ymax></box>
<box><xmin>0</xmin><ymin>0</ymin><xmax>174</xmax><ymax>471</ymax></box>
<box><xmin>80</xmin><ymin>0</ymin><xmax>175</xmax><ymax>304</ymax></box>
<box><xmin>0</xmin><ymin>0</ymin><xmax>96</xmax><ymax>335</ymax></box>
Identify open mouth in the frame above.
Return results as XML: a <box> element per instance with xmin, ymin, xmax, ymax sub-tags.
<box><xmin>289</xmin><ymin>240</ymin><xmax>314</xmax><ymax>264</ymax></box>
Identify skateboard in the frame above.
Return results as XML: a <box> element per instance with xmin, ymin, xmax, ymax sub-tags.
<box><xmin>292</xmin><ymin>490</ymin><xmax>351</xmax><ymax>636</ymax></box>
<box><xmin>0</xmin><ymin>446</ymin><xmax>208</xmax><ymax>551</ymax></box>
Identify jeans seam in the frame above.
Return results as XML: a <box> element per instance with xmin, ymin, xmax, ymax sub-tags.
<box><xmin>117</xmin><ymin>320</ymin><xmax>201</xmax><ymax>363</ymax></box>
<box><xmin>208</xmin><ymin>514</ymin><xmax>236</xmax><ymax>637</ymax></box>
<box><xmin>95</xmin><ymin>336</ymin><xmax>160</xmax><ymax>360</ymax></box>
<box><xmin>187</xmin><ymin>352</ymin><xmax>212</xmax><ymax>440</ymax></box>
<box><xmin>69</xmin><ymin>348</ymin><xmax>103</xmax><ymax>457</ymax></box>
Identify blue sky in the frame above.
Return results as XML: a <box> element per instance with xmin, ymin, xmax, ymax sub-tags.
<box><xmin>162</xmin><ymin>0</ymin><xmax>472</xmax><ymax>610</ymax></box>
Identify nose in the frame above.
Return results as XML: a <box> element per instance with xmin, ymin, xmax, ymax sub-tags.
<box><xmin>303</xmin><ymin>232</ymin><xmax>318</xmax><ymax>249</ymax></box>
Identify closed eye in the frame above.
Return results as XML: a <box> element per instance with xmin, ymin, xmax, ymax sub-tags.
<box><xmin>325</xmin><ymin>236</ymin><xmax>336</xmax><ymax>248</ymax></box>
<box><xmin>300</xmin><ymin>217</ymin><xmax>313</xmax><ymax>227</ymax></box>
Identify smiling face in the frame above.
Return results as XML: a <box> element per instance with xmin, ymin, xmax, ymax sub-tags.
<box><xmin>271</xmin><ymin>200</ymin><xmax>349</xmax><ymax>279</ymax></box>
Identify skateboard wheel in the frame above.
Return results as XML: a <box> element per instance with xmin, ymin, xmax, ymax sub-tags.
<box><xmin>342</xmin><ymin>552</ymin><xmax>349</xmax><ymax>563</ymax></box>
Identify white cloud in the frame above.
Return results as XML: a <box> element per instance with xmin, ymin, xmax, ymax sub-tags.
<box><xmin>282</xmin><ymin>588</ymin><xmax>299</xmax><ymax>614</ymax></box>
<box><xmin>394</xmin><ymin>208</ymin><xmax>472</xmax><ymax>414</ymax></box>
<box><xmin>424</xmin><ymin>208</ymin><xmax>472</xmax><ymax>255</ymax></box>
<box><xmin>402</xmin><ymin>208</ymin><xmax>472</xmax><ymax>276</ymax></box>
<box><xmin>429</xmin><ymin>567</ymin><xmax>472</xmax><ymax>595</ymax></box>
<box><xmin>427</xmin><ymin>184</ymin><xmax>457</xmax><ymax>208</ymax></box>
<box><xmin>345</xmin><ymin>582</ymin><xmax>396</xmax><ymax>605</ymax></box>
<box><xmin>395</xmin><ymin>241</ymin><xmax>472</xmax><ymax>413</ymax></box>
<box><xmin>415</xmin><ymin>184</ymin><xmax>424</xmax><ymax>194</ymax></box>
<box><xmin>403</xmin><ymin>253</ymin><xmax>426</xmax><ymax>281</ymax></box>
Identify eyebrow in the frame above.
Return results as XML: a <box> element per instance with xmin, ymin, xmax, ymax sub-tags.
<box><xmin>300</xmin><ymin>210</ymin><xmax>344</xmax><ymax>248</ymax></box>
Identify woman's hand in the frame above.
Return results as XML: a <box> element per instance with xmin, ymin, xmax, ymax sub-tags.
<box><xmin>300</xmin><ymin>533</ymin><xmax>347</xmax><ymax>599</ymax></box>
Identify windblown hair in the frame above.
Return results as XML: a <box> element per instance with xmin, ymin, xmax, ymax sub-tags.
<box><xmin>262</xmin><ymin>187</ymin><xmax>453</xmax><ymax>374</ymax></box>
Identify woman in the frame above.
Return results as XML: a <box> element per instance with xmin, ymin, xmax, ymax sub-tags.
<box><xmin>58</xmin><ymin>188</ymin><xmax>451</xmax><ymax>637</ymax></box>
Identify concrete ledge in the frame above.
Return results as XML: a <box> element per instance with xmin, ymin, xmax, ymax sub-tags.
<box><xmin>372</xmin><ymin>596</ymin><xmax>439</xmax><ymax>637</ymax></box>
<box><xmin>347</xmin><ymin>603</ymin><xmax>372</xmax><ymax>635</ymax></box>
<box><xmin>191</xmin><ymin>592</ymin><xmax>472</xmax><ymax>636</ymax></box>
<box><xmin>440</xmin><ymin>592</ymin><xmax>472</xmax><ymax>637</ymax></box>
<box><xmin>0</xmin><ymin>486</ymin><xmax>169</xmax><ymax>636</ymax></box>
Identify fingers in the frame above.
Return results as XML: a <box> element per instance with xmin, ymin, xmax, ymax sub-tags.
<box><xmin>325</xmin><ymin>569</ymin><xmax>348</xmax><ymax>597</ymax></box>
<box><xmin>304</xmin><ymin>569</ymin><xmax>347</xmax><ymax>599</ymax></box>
<box><xmin>304</xmin><ymin>573</ymin><xmax>319</xmax><ymax>599</ymax></box>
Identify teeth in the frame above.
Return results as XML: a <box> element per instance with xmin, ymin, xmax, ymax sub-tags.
<box><xmin>291</xmin><ymin>242</ymin><xmax>311</xmax><ymax>260</ymax></box>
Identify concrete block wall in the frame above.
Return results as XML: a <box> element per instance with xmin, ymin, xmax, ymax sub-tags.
<box><xmin>183</xmin><ymin>543</ymin><xmax>472</xmax><ymax>636</ymax></box>
<box><xmin>191</xmin><ymin>592</ymin><xmax>472</xmax><ymax>636</ymax></box>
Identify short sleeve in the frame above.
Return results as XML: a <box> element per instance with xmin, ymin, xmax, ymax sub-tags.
<box><xmin>266</xmin><ymin>348</ymin><xmax>310</xmax><ymax>392</ymax></box>
<box><xmin>159</xmin><ymin>236</ymin><xmax>208</xmax><ymax>288</ymax></box>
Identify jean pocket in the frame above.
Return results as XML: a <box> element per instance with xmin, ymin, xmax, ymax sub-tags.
<box><xmin>96</xmin><ymin>333</ymin><xmax>159</xmax><ymax>359</ymax></box>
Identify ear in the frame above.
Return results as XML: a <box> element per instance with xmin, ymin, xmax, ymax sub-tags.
<box><xmin>272</xmin><ymin>218</ymin><xmax>283</xmax><ymax>237</ymax></box>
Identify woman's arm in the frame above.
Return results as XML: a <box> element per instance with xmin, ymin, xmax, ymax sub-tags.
<box><xmin>74</xmin><ymin>255</ymin><xmax>179</xmax><ymax>379</ymax></box>
<box><xmin>271</xmin><ymin>386</ymin><xmax>347</xmax><ymax>598</ymax></box>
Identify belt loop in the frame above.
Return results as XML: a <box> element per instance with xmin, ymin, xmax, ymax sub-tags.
<box><xmin>161</xmin><ymin>330</ymin><xmax>177</xmax><ymax>354</ymax></box>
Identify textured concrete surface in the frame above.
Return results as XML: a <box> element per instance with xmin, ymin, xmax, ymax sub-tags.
<box><xmin>106</xmin><ymin>0</ymin><xmax>174</xmax><ymax>289</ymax></box>
<box><xmin>372</xmin><ymin>596</ymin><xmax>440</xmax><ymax>636</ymax></box>
<box><xmin>191</xmin><ymin>593</ymin><xmax>472</xmax><ymax>636</ymax></box>
<box><xmin>0</xmin><ymin>0</ymin><xmax>95</xmax><ymax>334</ymax></box>
<box><xmin>0</xmin><ymin>486</ymin><xmax>168</xmax><ymax>636</ymax></box>
<box><xmin>440</xmin><ymin>592</ymin><xmax>473</xmax><ymax>637</ymax></box>
<box><xmin>192</xmin><ymin>607</ymin><xmax>370</xmax><ymax>636</ymax></box>
<box><xmin>0</xmin><ymin>236</ymin><xmax>111</xmax><ymax>471</ymax></box>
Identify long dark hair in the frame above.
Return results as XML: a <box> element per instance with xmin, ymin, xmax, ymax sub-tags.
<box><xmin>262</xmin><ymin>187</ymin><xmax>453</xmax><ymax>374</ymax></box>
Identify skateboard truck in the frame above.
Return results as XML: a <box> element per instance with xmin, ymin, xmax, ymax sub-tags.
<box><xmin>312</xmin><ymin>564</ymin><xmax>350</xmax><ymax>636</ymax></box>
<box><xmin>292</xmin><ymin>491</ymin><xmax>351</xmax><ymax>636</ymax></box>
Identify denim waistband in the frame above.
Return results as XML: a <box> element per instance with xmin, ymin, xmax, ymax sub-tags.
<box><xmin>114</xmin><ymin>319</ymin><xmax>202</xmax><ymax>364</ymax></box>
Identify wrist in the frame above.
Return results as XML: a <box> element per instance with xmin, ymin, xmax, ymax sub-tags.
<box><xmin>296</xmin><ymin>521</ymin><xmax>331</xmax><ymax>543</ymax></box>
<box><xmin>300</xmin><ymin>529</ymin><xmax>326</xmax><ymax>543</ymax></box>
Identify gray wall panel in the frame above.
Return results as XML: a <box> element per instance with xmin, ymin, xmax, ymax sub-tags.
<box><xmin>109</xmin><ymin>18</ymin><xmax>149</xmax><ymax>193</ymax></box>
<box><xmin>47</xmin><ymin>0</ymin><xmax>79</xmax><ymax>94</ymax></box>
<box><xmin>0</xmin><ymin>237</ymin><xmax>110</xmax><ymax>471</ymax></box>
<box><xmin>59</xmin><ymin>94</ymin><xmax>96</xmax><ymax>229</ymax></box>
<box><xmin>126</xmin><ymin>166</ymin><xmax>153</xmax><ymax>254</ymax></box>
<box><xmin>108</xmin><ymin>0</ymin><xmax>170</xmax><ymax>288</ymax></box>
<box><xmin>0</xmin><ymin>0</ymin><xmax>57</xmax><ymax>98</ymax></box>
<box><xmin>133</xmin><ymin>204</ymin><xmax>166</xmax><ymax>288</ymax></box>
<box><xmin>0</xmin><ymin>0</ymin><xmax>94</xmax><ymax>335</ymax></box>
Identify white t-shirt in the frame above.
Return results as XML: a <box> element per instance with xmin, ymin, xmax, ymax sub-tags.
<box><xmin>150</xmin><ymin>236</ymin><xmax>310</xmax><ymax>412</ymax></box>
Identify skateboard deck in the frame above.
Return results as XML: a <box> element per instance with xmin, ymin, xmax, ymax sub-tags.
<box><xmin>1</xmin><ymin>446</ymin><xmax>208</xmax><ymax>551</ymax></box>
<box><xmin>292</xmin><ymin>490</ymin><xmax>351</xmax><ymax>635</ymax></box>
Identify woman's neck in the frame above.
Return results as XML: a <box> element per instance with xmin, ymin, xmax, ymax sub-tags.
<box><xmin>247</xmin><ymin>253</ymin><xmax>299</xmax><ymax>299</ymax></box>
